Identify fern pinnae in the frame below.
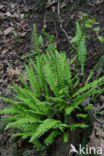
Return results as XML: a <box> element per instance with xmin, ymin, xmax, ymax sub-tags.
<box><xmin>30</xmin><ymin>119</ymin><xmax>62</xmax><ymax>142</ymax></box>
<box><xmin>44</xmin><ymin>63</ymin><xmax>58</xmax><ymax>96</ymax></box>
<box><xmin>73</xmin><ymin>76</ymin><xmax>104</xmax><ymax>97</ymax></box>
<box><xmin>77</xmin><ymin>35</ymin><xmax>86</xmax><ymax>75</ymax></box>
<box><xmin>44</xmin><ymin>130</ymin><xmax>60</xmax><ymax>146</ymax></box>
<box><xmin>32</xmin><ymin>24</ymin><xmax>40</xmax><ymax>54</ymax></box>
<box><xmin>5</xmin><ymin>117</ymin><xmax>41</xmax><ymax>130</ymax></box>
<box><xmin>71</xmin><ymin>21</ymin><xmax>87</xmax><ymax>75</ymax></box>
<box><xmin>25</xmin><ymin>63</ymin><xmax>41</xmax><ymax>95</ymax></box>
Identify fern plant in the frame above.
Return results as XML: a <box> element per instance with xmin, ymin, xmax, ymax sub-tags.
<box><xmin>71</xmin><ymin>20</ymin><xmax>87</xmax><ymax>75</ymax></box>
<box><xmin>22</xmin><ymin>24</ymin><xmax>44</xmax><ymax>59</ymax></box>
<box><xmin>71</xmin><ymin>14</ymin><xmax>100</xmax><ymax>76</ymax></box>
<box><xmin>0</xmin><ymin>24</ymin><xmax>104</xmax><ymax>152</ymax></box>
<box><xmin>1</xmin><ymin>48</ymin><xmax>104</xmax><ymax>151</ymax></box>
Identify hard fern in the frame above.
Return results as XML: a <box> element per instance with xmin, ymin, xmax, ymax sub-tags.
<box><xmin>44</xmin><ymin>130</ymin><xmax>60</xmax><ymax>146</ymax></box>
<box><xmin>1</xmin><ymin>25</ymin><xmax>104</xmax><ymax>152</ymax></box>
<box><xmin>22</xmin><ymin>24</ymin><xmax>43</xmax><ymax>59</ymax></box>
<box><xmin>71</xmin><ymin>21</ymin><xmax>87</xmax><ymax>75</ymax></box>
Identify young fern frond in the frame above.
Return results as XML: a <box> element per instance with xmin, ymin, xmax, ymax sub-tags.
<box><xmin>77</xmin><ymin>35</ymin><xmax>86</xmax><ymax>75</ymax></box>
<box><xmin>32</xmin><ymin>24</ymin><xmax>40</xmax><ymax>54</ymax></box>
<box><xmin>71</xmin><ymin>21</ymin><xmax>87</xmax><ymax>75</ymax></box>
<box><xmin>94</xmin><ymin>55</ymin><xmax>104</xmax><ymax>78</ymax></box>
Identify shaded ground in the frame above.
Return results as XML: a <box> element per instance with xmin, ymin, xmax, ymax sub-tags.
<box><xmin>0</xmin><ymin>0</ymin><xmax>104</xmax><ymax>155</ymax></box>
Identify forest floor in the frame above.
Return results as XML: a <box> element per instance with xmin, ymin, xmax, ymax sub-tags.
<box><xmin>0</xmin><ymin>0</ymin><xmax>104</xmax><ymax>156</ymax></box>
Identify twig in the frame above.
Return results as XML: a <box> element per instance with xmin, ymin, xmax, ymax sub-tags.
<box><xmin>57</xmin><ymin>1</ymin><xmax>72</xmax><ymax>44</ymax></box>
<box><xmin>91</xmin><ymin>105</ymin><xmax>104</xmax><ymax>125</ymax></box>
<box><xmin>43</xmin><ymin>13</ymin><xmax>47</xmax><ymax>28</ymax></box>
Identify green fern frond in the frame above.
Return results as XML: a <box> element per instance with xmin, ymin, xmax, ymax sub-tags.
<box><xmin>0</xmin><ymin>107</ymin><xmax>19</xmax><ymax>114</ymax></box>
<box><xmin>71</xmin><ymin>21</ymin><xmax>82</xmax><ymax>43</ymax></box>
<box><xmin>63</xmin><ymin>131</ymin><xmax>69</xmax><ymax>143</ymax></box>
<box><xmin>0</xmin><ymin>97</ymin><xmax>18</xmax><ymax>105</ymax></box>
<box><xmin>44</xmin><ymin>130</ymin><xmax>60</xmax><ymax>146</ymax></box>
<box><xmin>71</xmin><ymin>21</ymin><xmax>87</xmax><ymax>75</ymax></box>
<box><xmin>77</xmin><ymin>36</ymin><xmax>86</xmax><ymax>75</ymax></box>
<box><xmin>5</xmin><ymin>117</ymin><xmax>41</xmax><ymax>130</ymax></box>
<box><xmin>94</xmin><ymin>55</ymin><xmax>104</xmax><ymax>78</ymax></box>
<box><xmin>32</xmin><ymin>24</ymin><xmax>40</xmax><ymax>54</ymax></box>
<box><xmin>32</xmin><ymin>139</ymin><xmax>45</xmax><ymax>152</ymax></box>
<box><xmin>30</xmin><ymin>119</ymin><xmax>64</xmax><ymax>142</ymax></box>
<box><xmin>69</xmin><ymin>123</ymin><xmax>88</xmax><ymax>130</ymax></box>
<box><xmin>44</xmin><ymin>62</ymin><xmax>59</xmax><ymax>96</ymax></box>
<box><xmin>73</xmin><ymin>76</ymin><xmax>104</xmax><ymax>97</ymax></box>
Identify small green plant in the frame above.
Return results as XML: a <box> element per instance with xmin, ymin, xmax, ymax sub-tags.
<box><xmin>13</xmin><ymin>31</ymin><xmax>22</xmax><ymax>43</ymax></box>
<box><xmin>71</xmin><ymin>20</ymin><xmax>87</xmax><ymax>75</ymax></box>
<box><xmin>22</xmin><ymin>24</ymin><xmax>44</xmax><ymax>59</ymax></box>
<box><xmin>71</xmin><ymin>14</ymin><xmax>100</xmax><ymax>76</ymax></box>
<box><xmin>1</xmin><ymin>22</ymin><xmax>104</xmax><ymax>152</ymax></box>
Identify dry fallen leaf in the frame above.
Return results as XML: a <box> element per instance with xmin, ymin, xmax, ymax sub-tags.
<box><xmin>88</xmin><ymin>121</ymin><xmax>104</xmax><ymax>155</ymax></box>
<box><xmin>60</xmin><ymin>0</ymin><xmax>69</xmax><ymax>8</ymax></box>
<box><xmin>88</xmin><ymin>129</ymin><xmax>100</xmax><ymax>148</ymax></box>
<box><xmin>94</xmin><ymin>122</ymin><xmax>104</xmax><ymax>138</ymax></box>
<box><xmin>0</xmin><ymin>64</ymin><xmax>3</xmax><ymax>70</ymax></box>
<box><xmin>4</xmin><ymin>27</ymin><xmax>14</xmax><ymax>35</ymax></box>
<box><xmin>0</xmin><ymin>5</ymin><xmax>4</xmax><ymax>10</ymax></box>
<box><xmin>0</xmin><ymin>13</ymin><xmax>5</xmax><ymax>20</ymax></box>
<box><xmin>51</xmin><ymin>6</ymin><xmax>56</xmax><ymax>12</ymax></box>
<box><xmin>100</xmin><ymin>139</ymin><xmax>104</xmax><ymax>154</ymax></box>
<box><xmin>7</xmin><ymin>68</ymin><xmax>20</xmax><ymax>77</ymax></box>
<box><xmin>46</xmin><ymin>0</ymin><xmax>58</xmax><ymax>8</ymax></box>
<box><xmin>6</xmin><ymin>11</ymin><xmax>11</xmax><ymax>17</ymax></box>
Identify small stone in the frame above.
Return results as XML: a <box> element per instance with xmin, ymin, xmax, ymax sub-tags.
<box><xmin>20</xmin><ymin>14</ymin><xmax>24</xmax><ymax>19</ymax></box>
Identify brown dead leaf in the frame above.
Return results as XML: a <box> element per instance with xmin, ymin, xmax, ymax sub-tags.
<box><xmin>88</xmin><ymin>121</ymin><xmax>104</xmax><ymax>156</ymax></box>
<box><xmin>94</xmin><ymin>122</ymin><xmax>104</xmax><ymax>138</ymax></box>
<box><xmin>6</xmin><ymin>11</ymin><xmax>11</xmax><ymax>17</ymax></box>
<box><xmin>99</xmin><ymin>95</ymin><xmax>104</xmax><ymax>102</ymax></box>
<box><xmin>2</xmin><ymin>49</ymin><xmax>8</xmax><ymax>55</ymax></box>
<box><xmin>100</xmin><ymin>139</ymin><xmax>104</xmax><ymax>155</ymax></box>
<box><xmin>0</xmin><ymin>13</ymin><xmax>5</xmax><ymax>20</ymax></box>
<box><xmin>0</xmin><ymin>5</ymin><xmax>4</xmax><ymax>10</ymax></box>
<box><xmin>18</xmin><ymin>21</ymin><xmax>28</xmax><ymax>30</ymax></box>
<box><xmin>46</xmin><ymin>0</ymin><xmax>58</xmax><ymax>8</ymax></box>
<box><xmin>77</xmin><ymin>11</ymin><xmax>84</xmax><ymax>21</ymax></box>
<box><xmin>0</xmin><ymin>31</ymin><xmax>3</xmax><ymax>36</ymax></box>
<box><xmin>92</xmin><ymin>0</ymin><xmax>104</xmax><ymax>5</ymax></box>
<box><xmin>7</xmin><ymin>68</ymin><xmax>20</xmax><ymax>77</ymax></box>
<box><xmin>0</xmin><ymin>64</ymin><xmax>3</xmax><ymax>70</ymax></box>
<box><xmin>68</xmin><ymin>152</ymin><xmax>72</xmax><ymax>156</ymax></box>
<box><xmin>4</xmin><ymin>27</ymin><xmax>14</xmax><ymax>35</ymax></box>
<box><xmin>60</xmin><ymin>0</ymin><xmax>69</xmax><ymax>8</ymax></box>
<box><xmin>88</xmin><ymin>129</ymin><xmax>100</xmax><ymax>148</ymax></box>
<box><xmin>51</xmin><ymin>6</ymin><xmax>56</xmax><ymax>12</ymax></box>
